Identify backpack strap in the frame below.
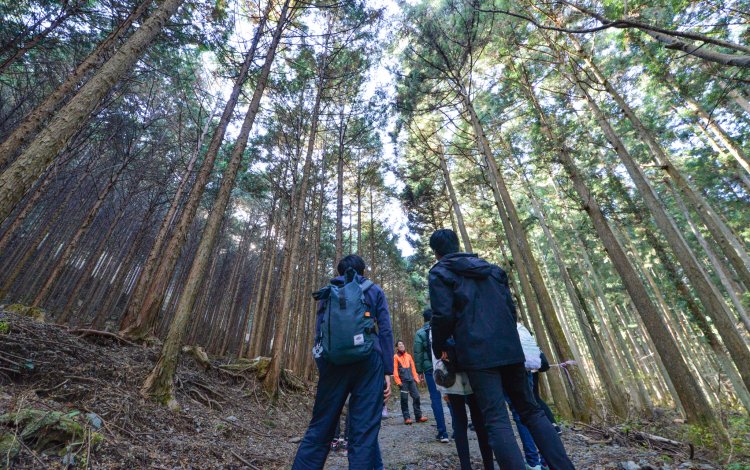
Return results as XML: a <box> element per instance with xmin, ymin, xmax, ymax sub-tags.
<box><xmin>359</xmin><ymin>279</ymin><xmax>376</xmax><ymax>335</ymax></box>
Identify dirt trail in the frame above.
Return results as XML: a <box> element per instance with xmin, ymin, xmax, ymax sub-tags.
<box><xmin>0</xmin><ymin>312</ymin><xmax>729</xmax><ymax>469</ymax></box>
<box><xmin>325</xmin><ymin>391</ymin><xmax>718</xmax><ymax>470</ymax></box>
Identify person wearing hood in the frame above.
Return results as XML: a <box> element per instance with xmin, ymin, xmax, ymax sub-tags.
<box><xmin>292</xmin><ymin>255</ymin><xmax>394</xmax><ymax>470</ymax></box>
<box><xmin>428</xmin><ymin>229</ymin><xmax>575</xmax><ymax>470</ymax></box>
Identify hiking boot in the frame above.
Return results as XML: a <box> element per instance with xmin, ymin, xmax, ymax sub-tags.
<box><xmin>340</xmin><ymin>440</ymin><xmax>348</xmax><ymax>454</ymax></box>
<box><xmin>404</xmin><ymin>419</ymin><xmax>413</xmax><ymax>425</ymax></box>
<box><xmin>436</xmin><ymin>433</ymin><xmax>450</xmax><ymax>443</ymax></box>
<box><xmin>554</xmin><ymin>424</ymin><xmax>562</xmax><ymax>435</ymax></box>
<box><xmin>417</xmin><ymin>417</ymin><xmax>428</xmax><ymax>423</ymax></box>
<box><xmin>330</xmin><ymin>440</ymin><xmax>339</xmax><ymax>452</ymax></box>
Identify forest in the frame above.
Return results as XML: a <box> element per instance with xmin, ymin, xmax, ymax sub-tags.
<box><xmin>0</xmin><ymin>0</ymin><xmax>749</xmax><ymax>468</ymax></box>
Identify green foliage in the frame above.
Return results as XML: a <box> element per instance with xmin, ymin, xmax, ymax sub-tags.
<box><xmin>6</xmin><ymin>304</ymin><xmax>45</xmax><ymax>322</ymax></box>
<box><xmin>0</xmin><ymin>408</ymin><xmax>103</xmax><ymax>464</ymax></box>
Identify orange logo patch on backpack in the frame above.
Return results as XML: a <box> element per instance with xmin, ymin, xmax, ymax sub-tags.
<box><xmin>365</xmin><ymin>311</ymin><xmax>371</xmax><ymax>317</ymax></box>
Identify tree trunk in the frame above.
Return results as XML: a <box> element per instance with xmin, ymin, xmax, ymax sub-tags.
<box><xmin>575</xmin><ymin>49</ymin><xmax>750</xmax><ymax>291</ymax></box>
<box><xmin>119</xmin><ymin>103</ymin><xmax>216</xmax><ymax>333</ymax></box>
<box><xmin>335</xmin><ymin>111</ymin><xmax>345</xmax><ymax>264</ymax></box>
<box><xmin>522</xmin><ymin>170</ymin><xmax>629</xmax><ymax>418</ymax></box>
<box><xmin>59</xmin><ymin>204</ymin><xmax>131</xmax><ymax>323</ymax></box>
<box><xmin>517</xmin><ymin>67</ymin><xmax>724</xmax><ymax>436</ymax></box>
<box><xmin>473</xmin><ymin>147</ymin><xmax>575</xmax><ymax>419</ymax></box>
<box><xmin>0</xmin><ymin>0</ymin><xmax>184</xmax><ymax>223</ymax></box>
<box><xmin>141</xmin><ymin>0</ymin><xmax>291</xmax><ymax>406</ymax></box>
<box><xmin>264</xmin><ymin>42</ymin><xmax>326</xmax><ymax>395</ymax></box>
<box><xmin>438</xmin><ymin>147</ymin><xmax>472</xmax><ymax>252</ymax></box>
<box><xmin>0</xmin><ymin>0</ymin><xmax>154</xmax><ymax>166</ymax></box>
<box><xmin>661</xmin><ymin>71</ymin><xmax>750</xmax><ymax>174</ymax></box>
<box><xmin>570</xmin><ymin>69</ymin><xmax>750</xmax><ymax>399</ymax></box>
<box><xmin>0</xmin><ymin>164</ymin><xmax>58</xmax><ymax>254</ymax></box>
<box><xmin>121</xmin><ymin>5</ymin><xmax>270</xmax><ymax>339</ymax></box>
<box><xmin>32</xmin><ymin>159</ymin><xmax>128</xmax><ymax>307</ymax></box>
<box><xmin>0</xmin><ymin>172</ymin><xmax>89</xmax><ymax>299</ymax></box>
<box><xmin>460</xmin><ymin>87</ymin><xmax>595</xmax><ymax>422</ymax></box>
<box><xmin>0</xmin><ymin>1</ymin><xmax>85</xmax><ymax>76</ymax></box>
<box><xmin>728</xmin><ymin>88</ymin><xmax>750</xmax><ymax>115</ymax></box>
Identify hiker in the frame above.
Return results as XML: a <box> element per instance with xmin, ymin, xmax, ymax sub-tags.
<box><xmin>505</xmin><ymin>322</ymin><xmax>546</xmax><ymax>470</ymax></box>
<box><xmin>428</xmin><ymin>229</ymin><xmax>575</xmax><ymax>470</ymax></box>
<box><xmin>292</xmin><ymin>255</ymin><xmax>394</xmax><ymax>470</ymax></box>
<box><xmin>414</xmin><ymin>308</ymin><xmax>449</xmax><ymax>442</ymax></box>
<box><xmin>535</xmin><ymin>351</ymin><xmax>562</xmax><ymax>435</ymax></box>
<box><xmin>432</xmin><ymin>336</ymin><xmax>494</xmax><ymax>470</ymax></box>
<box><xmin>393</xmin><ymin>340</ymin><xmax>426</xmax><ymax>425</ymax></box>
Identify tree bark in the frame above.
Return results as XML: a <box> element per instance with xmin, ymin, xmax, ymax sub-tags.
<box><xmin>141</xmin><ymin>0</ymin><xmax>291</xmax><ymax>406</ymax></box>
<box><xmin>570</xmin><ymin>68</ymin><xmax>750</xmax><ymax>399</ymax></box>
<box><xmin>264</xmin><ymin>35</ymin><xmax>326</xmax><ymax>395</ymax></box>
<box><xmin>517</xmin><ymin>65</ymin><xmax>724</xmax><ymax>434</ymax></box>
<box><xmin>438</xmin><ymin>147</ymin><xmax>472</xmax><ymax>252</ymax></box>
<box><xmin>0</xmin><ymin>0</ymin><xmax>183</xmax><ymax>223</ymax></box>
<box><xmin>522</xmin><ymin>170</ymin><xmax>629</xmax><ymax>418</ymax></box>
<box><xmin>32</xmin><ymin>159</ymin><xmax>129</xmax><ymax>307</ymax></box>
<box><xmin>0</xmin><ymin>0</ymin><xmax>153</xmax><ymax>166</ymax></box>
<box><xmin>120</xmin><ymin>5</ymin><xmax>270</xmax><ymax>339</ymax></box>
<box><xmin>661</xmin><ymin>71</ymin><xmax>750</xmax><ymax>174</ymax></box>
<box><xmin>0</xmin><ymin>0</ymin><xmax>86</xmax><ymax>76</ymax></box>
<box><xmin>335</xmin><ymin>106</ymin><xmax>346</xmax><ymax>265</ymax></box>
<box><xmin>460</xmin><ymin>87</ymin><xmax>595</xmax><ymax>422</ymax></box>
<box><xmin>574</xmin><ymin>46</ymin><xmax>750</xmax><ymax>293</ymax></box>
<box><xmin>119</xmin><ymin>103</ymin><xmax>216</xmax><ymax>333</ymax></box>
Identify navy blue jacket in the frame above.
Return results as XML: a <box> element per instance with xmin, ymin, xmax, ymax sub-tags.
<box><xmin>315</xmin><ymin>274</ymin><xmax>395</xmax><ymax>375</ymax></box>
<box><xmin>428</xmin><ymin>253</ymin><xmax>524</xmax><ymax>371</ymax></box>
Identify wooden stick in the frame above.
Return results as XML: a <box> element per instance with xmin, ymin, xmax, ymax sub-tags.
<box><xmin>231</xmin><ymin>450</ymin><xmax>260</xmax><ymax>470</ymax></box>
<box><xmin>68</xmin><ymin>329</ymin><xmax>140</xmax><ymax>348</ymax></box>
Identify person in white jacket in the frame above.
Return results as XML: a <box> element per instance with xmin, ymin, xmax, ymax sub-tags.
<box><xmin>430</xmin><ymin>332</ymin><xmax>494</xmax><ymax>470</ymax></box>
<box><xmin>509</xmin><ymin>322</ymin><xmax>549</xmax><ymax>470</ymax></box>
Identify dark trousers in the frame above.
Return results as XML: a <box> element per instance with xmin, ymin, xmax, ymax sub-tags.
<box><xmin>399</xmin><ymin>380</ymin><xmax>422</xmax><ymax>420</ymax></box>
<box><xmin>467</xmin><ymin>363</ymin><xmax>575</xmax><ymax>470</ymax></box>
<box><xmin>506</xmin><ymin>373</ymin><xmax>543</xmax><ymax>467</ymax></box>
<box><xmin>532</xmin><ymin>372</ymin><xmax>556</xmax><ymax>424</ymax></box>
<box><xmin>447</xmin><ymin>394</ymin><xmax>494</xmax><ymax>470</ymax></box>
<box><xmin>292</xmin><ymin>352</ymin><xmax>384</xmax><ymax>470</ymax></box>
<box><xmin>424</xmin><ymin>369</ymin><xmax>447</xmax><ymax>435</ymax></box>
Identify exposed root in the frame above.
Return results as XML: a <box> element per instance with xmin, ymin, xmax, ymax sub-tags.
<box><xmin>68</xmin><ymin>329</ymin><xmax>140</xmax><ymax>348</ymax></box>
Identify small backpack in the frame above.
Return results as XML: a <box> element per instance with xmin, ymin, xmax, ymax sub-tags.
<box><xmin>313</xmin><ymin>268</ymin><xmax>376</xmax><ymax>365</ymax></box>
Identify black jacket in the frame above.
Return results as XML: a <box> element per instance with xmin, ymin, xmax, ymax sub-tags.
<box><xmin>428</xmin><ymin>253</ymin><xmax>524</xmax><ymax>370</ymax></box>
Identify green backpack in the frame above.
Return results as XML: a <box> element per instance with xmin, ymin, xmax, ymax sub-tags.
<box><xmin>313</xmin><ymin>268</ymin><xmax>376</xmax><ymax>365</ymax></box>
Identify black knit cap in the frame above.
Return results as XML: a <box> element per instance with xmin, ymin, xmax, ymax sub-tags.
<box><xmin>429</xmin><ymin>229</ymin><xmax>460</xmax><ymax>256</ymax></box>
<box><xmin>423</xmin><ymin>308</ymin><xmax>433</xmax><ymax>322</ymax></box>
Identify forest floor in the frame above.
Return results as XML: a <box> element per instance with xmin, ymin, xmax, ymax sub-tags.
<box><xmin>0</xmin><ymin>310</ymin><xmax>745</xmax><ymax>469</ymax></box>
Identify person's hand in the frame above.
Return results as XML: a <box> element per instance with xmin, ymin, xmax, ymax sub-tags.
<box><xmin>419</xmin><ymin>373</ymin><xmax>425</xmax><ymax>382</ymax></box>
<box><xmin>441</xmin><ymin>351</ymin><xmax>449</xmax><ymax>361</ymax></box>
<box><xmin>384</xmin><ymin>376</ymin><xmax>392</xmax><ymax>400</ymax></box>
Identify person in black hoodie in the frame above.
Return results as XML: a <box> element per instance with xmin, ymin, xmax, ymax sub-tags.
<box><xmin>427</xmin><ymin>229</ymin><xmax>574</xmax><ymax>470</ymax></box>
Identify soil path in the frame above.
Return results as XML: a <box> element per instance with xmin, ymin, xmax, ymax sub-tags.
<box><xmin>324</xmin><ymin>390</ymin><xmax>713</xmax><ymax>470</ymax></box>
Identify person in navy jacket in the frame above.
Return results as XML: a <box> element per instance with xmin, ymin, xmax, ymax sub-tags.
<box><xmin>428</xmin><ymin>229</ymin><xmax>575</xmax><ymax>470</ymax></box>
<box><xmin>293</xmin><ymin>254</ymin><xmax>393</xmax><ymax>470</ymax></box>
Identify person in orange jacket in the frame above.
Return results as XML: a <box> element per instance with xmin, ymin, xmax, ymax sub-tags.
<box><xmin>394</xmin><ymin>340</ymin><xmax>426</xmax><ymax>425</ymax></box>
